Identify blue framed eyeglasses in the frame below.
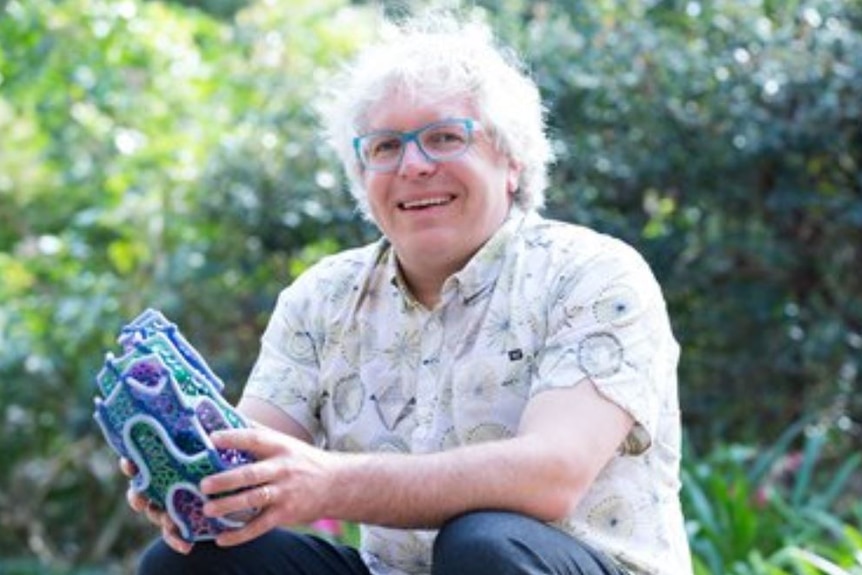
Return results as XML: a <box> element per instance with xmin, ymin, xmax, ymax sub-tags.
<box><xmin>353</xmin><ymin>118</ymin><xmax>483</xmax><ymax>172</ymax></box>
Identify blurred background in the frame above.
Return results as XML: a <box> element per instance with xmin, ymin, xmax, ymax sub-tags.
<box><xmin>1</xmin><ymin>0</ymin><xmax>860</xmax><ymax>573</ymax></box>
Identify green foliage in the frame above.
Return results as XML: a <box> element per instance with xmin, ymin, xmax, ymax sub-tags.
<box><xmin>507</xmin><ymin>0</ymin><xmax>862</xmax><ymax>446</ymax></box>
<box><xmin>683</xmin><ymin>419</ymin><xmax>862</xmax><ymax>574</ymax></box>
<box><xmin>0</xmin><ymin>0</ymin><xmax>371</xmax><ymax>566</ymax></box>
<box><xmin>1</xmin><ymin>0</ymin><xmax>860</xmax><ymax>570</ymax></box>
<box><xmin>166</xmin><ymin>0</ymin><xmax>250</xmax><ymax>19</ymax></box>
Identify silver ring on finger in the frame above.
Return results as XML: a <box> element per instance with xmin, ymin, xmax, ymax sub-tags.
<box><xmin>258</xmin><ymin>484</ymin><xmax>273</xmax><ymax>507</ymax></box>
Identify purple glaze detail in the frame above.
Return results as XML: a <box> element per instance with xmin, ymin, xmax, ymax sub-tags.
<box><xmin>93</xmin><ymin>308</ymin><xmax>255</xmax><ymax>542</ymax></box>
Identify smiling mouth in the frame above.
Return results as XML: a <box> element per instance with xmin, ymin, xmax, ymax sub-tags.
<box><xmin>399</xmin><ymin>196</ymin><xmax>455</xmax><ymax>210</ymax></box>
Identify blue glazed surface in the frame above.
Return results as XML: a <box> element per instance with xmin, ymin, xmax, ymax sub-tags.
<box><xmin>93</xmin><ymin>309</ymin><xmax>256</xmax><ymax>541</ymax></box>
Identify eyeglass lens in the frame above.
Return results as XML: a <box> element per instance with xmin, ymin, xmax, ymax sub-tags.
<box><xmin>358</xmin><ymin>119</ymin><xmax>474</xmax><ymax>170</ymax></box>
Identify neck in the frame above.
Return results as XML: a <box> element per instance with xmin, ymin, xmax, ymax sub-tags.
<box><xmin>396</xmin><ymin>255</ymin><xmax>466</xmax><ymax>309</ymax></box>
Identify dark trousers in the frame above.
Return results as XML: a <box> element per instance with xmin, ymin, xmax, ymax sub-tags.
<box><xmin>138</xmin><ymin>511</ymin><xmax>629</xmax><ymax>575</ymax></box>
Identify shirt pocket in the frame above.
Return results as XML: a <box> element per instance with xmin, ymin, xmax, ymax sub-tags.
<box><xmin>448</xmin><ymin>349</ymin><xmax>535</xmax><ymax>444</ymax></box>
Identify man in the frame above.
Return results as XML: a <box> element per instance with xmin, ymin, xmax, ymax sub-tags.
<box><xmin>131</xmin><ymin>12</ymin><xmax>692</xmax><ymax>575</ymax></box>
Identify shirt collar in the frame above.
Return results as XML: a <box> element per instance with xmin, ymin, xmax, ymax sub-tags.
<box><xmin>384</xmin><ymin>206</ymin><xmax>529</xmax><ymax>309</ymax></box>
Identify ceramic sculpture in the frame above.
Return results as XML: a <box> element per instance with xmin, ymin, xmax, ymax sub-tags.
<box><xmin>93</xmin><ymin>308</ymin><xmax>255</xmax><ymax>542</ymax></box>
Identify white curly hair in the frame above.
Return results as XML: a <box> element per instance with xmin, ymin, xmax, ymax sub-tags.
<box><xmin>318</xmin><ymin>11</ymin><xmax>553</xmax><ymax>220</ymax></box>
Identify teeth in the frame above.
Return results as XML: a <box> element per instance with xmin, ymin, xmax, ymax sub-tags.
<box><xmin>401</xmin><ymin>196</ymin><xmax>451</xmax><ymax>209</ymax></box>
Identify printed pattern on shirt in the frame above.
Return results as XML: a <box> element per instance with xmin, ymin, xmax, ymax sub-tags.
<box><xmin>243</xmin><ymin>209</ymin><xmax>691</xmax><ymax>575</ymax></box>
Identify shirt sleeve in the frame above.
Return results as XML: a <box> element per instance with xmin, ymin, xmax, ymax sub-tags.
<box><xmin>242</xmin><ymin>273</ymin><xmax>327</xmax><ymax>443</ymax></box>
<box><xmin>530</xmin><ymin>236</ymin><xmax>679</xmax><ymax>455</ymax></box>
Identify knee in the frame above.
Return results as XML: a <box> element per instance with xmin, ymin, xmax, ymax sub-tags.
<box><xmin>137</xmin><ymin>538</ymin><xmax>187</xmax><ymax>575</ymax></box>
<box><xmin>137</xmin><ymin>538</ymin><xmax>223</xmax><ymax>575</ymax></box>
<box><xmin>434</xmin><ymin>512</ymin><xmax>626</xmax><ymax>575</ymax></box>
<box><xmin>432</xmin><ymin>511</ymin><xmax>525</xmax><ymax>573</ymax></box>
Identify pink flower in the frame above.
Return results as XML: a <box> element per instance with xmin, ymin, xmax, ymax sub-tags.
<box><xmin>311</xmin><ymin>518</ymin><xmax>343</xmax><ymax>537</ymax></box>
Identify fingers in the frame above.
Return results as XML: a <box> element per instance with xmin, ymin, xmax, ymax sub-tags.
<box><xmin>117</xmin><ymin>455</ymin><xmax>196</xmax><ymax>555</ymax></box>
<box><xmin>199</xmin><ymin>482</ymin><xmax>281</xmax><ymax>548</ymax></box>
<box><xmin>129</xmin><ymin>489</ymin><xmax>175</xmax><ymax>538</ymax></box>
<box><xmin>202</xmin><ymin>455</ymin><xmax>272</xmax><ymax>497</ymax></box>
<box><xmin>126</xmin><ymin>488</ymin><xmax>192</xmax><ymax>553</ymax></box>
<box><xmin>142</xmin><ymin>497</ymin><xmax>194</xmax><ymax>554</ymax></box>
<box><xmin>200</xmin><ymin>428</ymin><xmax>292</xmax><ymax>498</ymax></box>
<box><xmin>126</xmin><ymin>485</ymin><xmax>150</xmax><ymax>513</ymax></box>
<box><xmin>144</xmin><ymin>500</ymin><xmax>165</xmax><ymax>527</ymax></box>
<box><xmin>203</xmin><ymin>480</ymin><xmax>277</xmax><ymax>520</ymax></box>
<box><xmin>215</xmin><ymin>506</ymin><xmax>279</xmax><ymax>548</ymax></box>
<box><xmin>160</xmin><ymin>515</ymin><xmax>194</xmax><ymax>554</ymax></box>
<box><xmin>258</xmin><ymin>484</ymin><xmax>274</xmax><ymax>508</ymax></box>
<box><xmin>119</xmin><ymin>457</ymin><xmax>138</xmax><ymax>478</ymax></box>
<box><xmin>200</xmin><ymin>428</ymin><xmax>324</xmax><ymax>546</ymax></box>
<box><xmin>209</xmin><ymin>427</ymin><xmax>284</xmax><ymax>458</ymax></box>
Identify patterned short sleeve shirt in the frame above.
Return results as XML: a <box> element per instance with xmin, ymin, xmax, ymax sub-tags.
<box><xmin>243</xmin><ymin>208</ymin><xmax>693</xmax><ymax>575</ymax></box>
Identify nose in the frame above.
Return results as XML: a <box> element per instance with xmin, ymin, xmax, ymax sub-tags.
<box><xmin>397</xmin><ymin>140</ymin><xmax>436</xmax><ymax>177</ymax></box>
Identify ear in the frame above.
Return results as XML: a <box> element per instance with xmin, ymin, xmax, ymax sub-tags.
<box><xmin>506</xmin><ymin>159</ymin><xmax>523</xmax><ymax>196</ymax></box>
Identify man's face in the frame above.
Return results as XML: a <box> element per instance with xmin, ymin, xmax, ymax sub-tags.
<box><xmin>359</xmin><ymin>92</ymin><xmax>521</xmax><ymax>275</ymax></box>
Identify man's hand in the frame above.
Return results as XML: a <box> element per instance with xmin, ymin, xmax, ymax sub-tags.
<box><xmin>199</xmin><ymin>381</ymin><xmax>634</xmax><ymax>543</ymax></box>
<box><xmin>198</xmin><ymin>427</ymin><xmax>336</xmax><ymax>547</ymax></box>
<box><xmin>119</xmin><ymin>458</ymin><xmax>194</xmax><ymax>554</ymax></box>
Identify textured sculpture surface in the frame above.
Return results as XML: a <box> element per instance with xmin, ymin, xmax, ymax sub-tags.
<box><xmin>93</xmin><ymin>309</ymin><xmax>255</xmax><ymax>542</ymax></box>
